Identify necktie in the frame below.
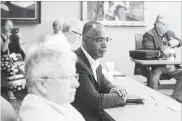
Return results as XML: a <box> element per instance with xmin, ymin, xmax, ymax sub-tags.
<box><xmin>162</xmin><ymin>36</ymin><xmax>167</xmax><ymax>44</ymax></box>
<box><xmin>96</xmin><ymin>65</ymin><xmax>101</xmax><ymax>82</ymax></box>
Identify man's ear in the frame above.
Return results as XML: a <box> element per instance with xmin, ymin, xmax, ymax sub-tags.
<box><xmin>35</xmin><ymin>79</ymin><xmax>47</xmax><ymax>95</ymax></box>
<box><xmin>83</xmin><ymin>37</ymin><xmax>88</xmax><ymax>46</ymax></box>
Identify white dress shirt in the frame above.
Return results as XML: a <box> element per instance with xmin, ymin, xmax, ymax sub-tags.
<box><xmin>44</xmin><ymin>32</ymin><xmax>72</xmax><ymax>52</ymax></box>
<box><xmin>44</xmin><ymin>31</ymin><xmax>57</xmax><ymax>42</ymax></box>
<box><xmin>81</xmin><ymin>46</ymin><xmax>100</xmax><ymax>81</ymax></box>
<box><xmin>18</xmin><ymin>94</ymin><xmax>85</xmax><ymax>121</ymax></box>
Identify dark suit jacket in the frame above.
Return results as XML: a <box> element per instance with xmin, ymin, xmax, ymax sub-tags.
<box><xmin>71</xmin><ymin>47</ymin><xmax>126</xmax><ymax>121</ymax></box>
<box><xmin>142</xmin><ymin>28</ymin><xmax>181</xmax><ymax>53</ymax></box>
<box><xmin>134</xmin><ymin>27</ymin><xmax>182</xmax><ymax>76</ymax></box>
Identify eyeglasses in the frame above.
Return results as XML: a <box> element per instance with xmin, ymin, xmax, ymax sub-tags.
<box><xmin>72</xmin><ymin>31</ymin><xmax>112</xmax><ymax>45</ymax></box>
<box><xmin>157</xmin><ymin>21</ymin><xmax>168</xmax><ymax>26</ymax></box>
<box><xmin>36</xmin><ymin>73</ymin><xmax>79</xmax><ymax>81</ymax></box>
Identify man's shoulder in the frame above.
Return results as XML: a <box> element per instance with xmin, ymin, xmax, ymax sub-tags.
<box><xmin>75</xmin><ymin>55</ymin><xmax>88</xmax><ymax>73</ymax></box>
<box><xmin>142</xmin><ymin>28</ymin><xmax>156</xmax><ymax>41</ymax></box>
<box><xmin>18</xmin><ymin>109</ymin><xmax>63</xmax><ymax>121</ymax></box>
<box><xmin>74</xmin><ymin>48</ymin><xmax>91</xmax><ymax>74</ymax></box>
<box><xmin>144</xmin><ymin>28</ymin><xmax>154</xmax><ymax>36</ymax></box>
<box><xmin>19</xmin><ymin>100</ymin><xmax>64</xmax><ymax>121</ymax></box>
<box><xmin>19</xmin><ymin>95</ymin><xmax>48</xmax><ymax>115</ymax></box>
<box><xmin>74</xmin><ymin>47</ymin><xmax>86</xmax><ymax>65</ymax></box>
<box><xmin>18</xmin><ymin>105</ymin><xmax>44</xmax><ymax>121</ymax></box>
<box><xmin>43</xmin><ymin>32</ymin><xmax>55</xmax><ymax>41</ymax></box>
<box><xmin>74</xmin><ymin>48</ymin><xmax>83</xmax><ymax>63</ymax></box>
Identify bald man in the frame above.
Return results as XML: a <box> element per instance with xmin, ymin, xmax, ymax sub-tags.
<box><xmin>71</xmin><ymin>21</ymin><xmax>127</xmax><ymax>121</ymax></box>
<box><xmin>43</xmin><ymin>20</ymin><xmax>64</xmax><ymax>42</ymax></box>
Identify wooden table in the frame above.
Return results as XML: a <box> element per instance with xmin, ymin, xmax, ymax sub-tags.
<box><xmin>131</xmin><ymin>58</ymin><xmax>181</xmax><ymax>87</ymax></box>
<box><xmin>104</xmin><ymin>76</ymin><xmax>181</xmax><ymax>121</ymax></box>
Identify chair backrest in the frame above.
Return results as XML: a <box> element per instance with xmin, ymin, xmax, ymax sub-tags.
<box><xmin>135</xmin><ymin>34</ymin><xmax>143</xmax><ymax>50</ymax></box>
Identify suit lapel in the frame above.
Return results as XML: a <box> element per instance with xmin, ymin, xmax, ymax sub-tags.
<box><xmin>152</xmin><ymin>28</ymin><xmax>162</xmax><ymax>49</ymax></box>
<box><xmin>75</xmin><ymin>47</ymin><xmax>99</xmax><ymax>85</ymax></box>
<box><xmin>96</xmin><ymin>65</ymin><xmax>102</xmax><ymax>86</ymax></box>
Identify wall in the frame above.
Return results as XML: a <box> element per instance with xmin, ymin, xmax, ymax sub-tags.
<box><xmin>15</xmin><ymin>1</ymin><xmax>181</xmax><ymax>81</ymax></box>
<box><xmin>15</xmin><ymin>1</ymin><xmax>81</xmax><ymax>52</ymax></box>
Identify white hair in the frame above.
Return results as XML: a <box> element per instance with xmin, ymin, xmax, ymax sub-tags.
<box><xmin>154</xmin><ymin>14</ymin><xmax>168</xmax><ymax>26</ymax></box>
<box><xmin>45</xmin><ymin>32</ymin><xmax>72</xmax><ymax>51</ymax></box>
<box><xmin>24</xmin><ymin>42</ymin><xmax>77</xmax><ymax>90</ymax></box>
<box><xmin>53</xmin><ymin>19</ymin><xmax>65</xmax><ymax>28</ymax></box>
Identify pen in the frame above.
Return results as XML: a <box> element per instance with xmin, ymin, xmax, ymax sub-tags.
<box><xmin>150</xmin><ymin>96</ymin><xmax>158</xmax><ymax>105</ymax></box>
<box><xmin>166</xmin><ymin>106</ymin><xmax>176</xmax><ymax>112</ymax></box>
<box><xmin>150</xmin><ymin>96</ymin><xmax>156</xmax><ymax>101</ymax></box>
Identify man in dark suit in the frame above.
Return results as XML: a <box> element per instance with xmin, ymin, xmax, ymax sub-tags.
<box><xmin>71</xmin><ymin>21</ymin><xmax>127</xmax><ymax>121</ymax></box>
<box><xmin>142</xmin><ymin>14</ymin><xmax>182</xmax><ymax>102</ymax></box>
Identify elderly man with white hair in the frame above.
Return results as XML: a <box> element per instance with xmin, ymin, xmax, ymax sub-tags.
<box><xmin>141</xmin><ymin>14</ymin><xmax>182</xmax><ymax>103</ymax></box>
<box><xmin>18</xmin><ymin>41</ymin><xmax>85</xmax><ymax>121</ymax></box>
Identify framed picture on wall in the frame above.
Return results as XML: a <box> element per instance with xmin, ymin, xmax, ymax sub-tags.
<box><xmin>82</xmin><ymin>1</ymin><xmax>146</xmax><ymax>26</ymax></box>
<box><xmin>1</xmin><ymin>1</ymin><xmax>41</xmax><ymax>23</ymax></box>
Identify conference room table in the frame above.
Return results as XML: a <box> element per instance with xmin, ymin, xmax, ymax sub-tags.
<box><xmin>131</xmin><ymin>58</ymin><xmax>182</xmax><ymax>87</ymax></box>
<box><xmin>104</xmin><ymin>76</ymin><xmax>181</xmax><ymax>121</ymax></box>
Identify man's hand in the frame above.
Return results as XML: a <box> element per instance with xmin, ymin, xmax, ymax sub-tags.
<box><xmin>163</xmin><ymin>47</ymin><xmax>175</xmax><ymax>57</ymax></box>
<box><xmin>169</xmin><ymin>38</ymin><xmax>179</xmax><ymax>47</ymax></box>
<box><xmin>7</xmin><ymin>31</ymin><xmax>12</xmax><ymax>38</ymax></box>
<box><xmin>110</xmin><ymin>86</ymin><xmax>127</xmax><ymax>98</ymax></box>
<box><xmin>15</xmin><ymin>32</ymin><xmax>21</xmax><ymax>39</ymax></box>
<box><xmin>5</xmin><ymin>32</ymin><xmax>11</xmax><ymax>43</ymax></box>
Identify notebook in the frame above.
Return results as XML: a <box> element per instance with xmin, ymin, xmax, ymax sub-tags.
<box><xmin>126</xmin><ymin>94</ymin><xmax>144</xmax><ymax>104</ymax></box>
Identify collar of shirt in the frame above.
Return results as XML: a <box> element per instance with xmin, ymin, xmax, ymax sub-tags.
<box><xmin>81</xmin><ymin>46</ymin><xmax>100</xmax><ymax>69</ymax></box>
<box><xmin>81</xmin><ymin>46</ymin><xmax>100</xmax><ymax>81</ymax></box>
<box><xmin>159</xmin><ymin>33</ymin><xmax>164</xmax><ymax>37</ymax></box>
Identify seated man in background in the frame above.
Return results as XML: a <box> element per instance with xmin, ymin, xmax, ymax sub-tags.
<box><xmin>142</xmin><ymin>14</ymin><xmax>182</xmax><ymax>102</ymax></box>
<box><xmin>18</xmin><ymin>42</ymin><xmax>85</xmax><ymax>121</ymax></box>
<box><xmin>44</xmin><ymin>19</ymin><xmax>64</xmax><ymax>42</ymax></box>
<box><xmin>71</xmin><ymin>21</ymin><xmax>127</xmax><ymax>121</ymax></box>
<box><xmin>43</xmin><ymin>19</ymin><xmax>82</xmax><ymax>50</ymax></box>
